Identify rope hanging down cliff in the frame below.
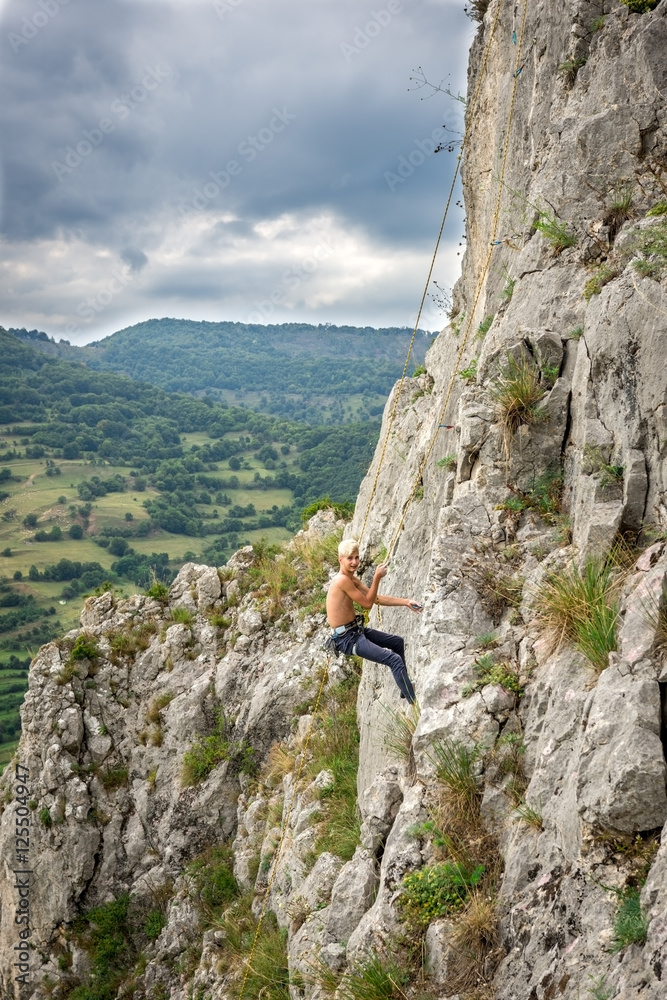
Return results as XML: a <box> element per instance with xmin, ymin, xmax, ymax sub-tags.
<box><xmin>382</xmin><ymin>0</ymin><xmax>530</xmax><ymax>568</ymax></box>
<box><xmin>357</xmin><ymin>0</ymin><xmax>506</xmax><ymax>547</ymax></box>
<box><xmin>362</xmin><ymin>0</ymin><xmax>529</xmax><ymax>569</ymax></box>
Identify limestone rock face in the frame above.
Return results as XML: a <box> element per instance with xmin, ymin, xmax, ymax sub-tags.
<box><xmin>2</xmin><ymin>3</ymin><xmax>667</xmax><ymax>1000</ymax></box>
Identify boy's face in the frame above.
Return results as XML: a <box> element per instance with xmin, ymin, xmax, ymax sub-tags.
<box><xmin>339</xmin><ymin>550</ymin><xmax>360</xmax><ymax>574</ymax></box>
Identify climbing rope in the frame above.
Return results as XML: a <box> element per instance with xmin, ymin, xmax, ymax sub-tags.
<box><xmin>381</xmin><ymin>0</ymin><xmax>530</xmax><ymax>568</ymax></box>
<box><xmin>239</xmin><ymin>0</ymin><xmax>531</xmax><ymax>981</ymax></box>
<box><xmin>237</xmin><ymin>657</ymin><xmax>330</xmax><ymax>1000</ymax></box>
<box><xmin>358</xmin><ymin>0</ymin><xmax>506</xmax><ymax>548</ymax></box>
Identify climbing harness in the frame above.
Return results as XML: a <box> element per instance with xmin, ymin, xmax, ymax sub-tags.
<box><xmin>357</xmin><ymin>0</ymin><xmax>506</xmax><ymax>548</ymax></box>
<box><xmin>237</xmin><ymin>658</ymin><xmax>331</xmax><ymax>1000</ymax></box>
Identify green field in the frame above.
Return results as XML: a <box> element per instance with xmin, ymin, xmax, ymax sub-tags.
<box><xmin>0</xmin><ymin>429</ymin><xmax>302</xmax><ymax>768</ymax></box>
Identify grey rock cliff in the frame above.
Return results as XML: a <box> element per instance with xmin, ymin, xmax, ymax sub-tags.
<box><xmin>2</xmin><ymin>2</ymin><xmax>667</xmax><ymax>999</ymax></box>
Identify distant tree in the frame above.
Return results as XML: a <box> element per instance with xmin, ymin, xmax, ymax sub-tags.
<box><xmin>68</xmin><ymin>524</ymin><xmax>84</xmax><ymax>539</ymax></box>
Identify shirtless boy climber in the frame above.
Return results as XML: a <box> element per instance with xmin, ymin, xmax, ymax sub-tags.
<box><xmin>326</xmin><ymin>538</ymin><xmax>422</xmax><ymax>703</ymax></box>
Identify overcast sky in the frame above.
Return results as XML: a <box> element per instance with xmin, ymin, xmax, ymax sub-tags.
<box><xmin>0</xmin><ymin>0</ymin><xmax>474</xmax><ymax>343</ymax></box>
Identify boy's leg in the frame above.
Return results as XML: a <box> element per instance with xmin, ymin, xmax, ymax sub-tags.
<box><xmin>353</xmin><ymin>631</ymin><xmax>416</xmax><ymax>703</ymax></box>
<box><xmin>363</xmin><ymin>628</ymin><xmax>405</xmax><ymax>662</ymax></box>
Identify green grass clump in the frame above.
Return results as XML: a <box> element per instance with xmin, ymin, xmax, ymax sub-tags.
<box><xmin>632</xmin><ymin>218</ymin><xmax>667</xmax><ymax>277</ymax></box>
<box><xmin>400</xmin><ymin>861</ymin><xmax>485</xmax><ymax>926</ymax></box>
<box><xmin>70</xmin><ymin>894</ymin><xmax>136</xmax><ymax>1000</ymax></box>
<box><xmin>144</xmin><ymin>910</ymin><xmax>167</xmax><ymax>941</ymax></box>
<box><xmin>476</xmin><ymin>315</ymin><xmax>494</xmax><ymax>340</ymax></box>
<box><xmin>583</xmin><ymin>263</ymin><xmax>619</xmax><ymax>301</ymax></box>
<box><xmin>379</xmin><ymin>702</ymin><xmax>419</xmax><ymax>763</ymax></box>
<box><xmin>437</xmin><ymin>453</ymin><xmax>457</xmax><ymax>472</ymax></box>
<box><xmin>426</xmin><ymin>738</ymin><xmax>482</xmax><ymax>824</ymax></box>
<box><xmin>216</xmin><ymin>896</ymin><xmax>291</xmax><ymax>1000</ymax></box>
<box><xmin>457</xmin><ymin>358</ymin><xmax>478</xmax><ymax>384</ymax></box>
<box><xmin>39</xmin><ymin>806</ymin><xmax>52</xmax><ymax>827</ymax></box>
<box><xmin>308</xmin><ymin>675</ymin><xmax>360</xmax><ymax>862</ymax></box>
<box><xmin>535</xmin><ymin>213</ymin><xmax>577</xmax><ymax>252</ymax></box>
<box><xmin>412</xmin><ymin>364</ymin><xmax>427</xmax><ymax>377</ymax></box>
<box><xmin>647</xmin><ymin>201</ymin><xmax>667</xmax><ymax>217</ymax></box>
<box><xmin>610</xmin><ymin>886</ymin><xmax>648</xmax><ymax>951</ymax></box>
<box><xmin>187</xmin><ymin>844</ymin><xmax>238</xmax><ymax>921</ymax></box>
<box><xmin>534</xmin><ymin>559</ymin><xmax>619</xmax><ymax>670</ymax></box>
<box><xmin>587</xmin><ymin>974</ymin><xmax>613</xmax><ymax>1000</ymax></box>
<box><xmin>496</xmin><ymin>468</ymin><xmax>564</xmax><ymax>524</ymax></box>
<box><xmin>558</xmin><ymin>56</ymin><xmax>587</xmax><ymax>87</ymax></box>
<box><xmin>171</xmin><ymin>606</ymin><xmax>194</xmax><ymax>625</ymax></box>
<box><xmin>317</xmin><ymin>953</ymin><xmax>411</xmax><ymax>1000</ymax></box>
<box><xmin>99</xmin><ymin>767</ymin><xmax>129</xmax><ymax>790</ymax></box>
<box><xmin>182</xmin><ymin>713</ymin><xmax>255</xmax><ymax>786</ymax></box>
<box><xmin>487</xmin><ymin>353</ymin><xmax>546</xmax><ymax>451</ymax></box>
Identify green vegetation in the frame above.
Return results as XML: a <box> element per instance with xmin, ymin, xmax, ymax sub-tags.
<box><xmin>587</xmin><ymin>974</ymin><xmax>613</xmax><ymax>1000</ymax></box>
<box><xmin>620</xmin><ymin>0</ymin><xmax>659</xmax><ymax>12</ymax></box>
<box><xmin>535</xmin><ymin>212</ymin><xmax>578</xmax><ymax>252</ymax></box>
<box><xmin>583</xmin><ymin>263</ymin><xmax>619</xmax><ymax>300</ymax></box>
<box><xmin>534</xmin><ymin>559</ymin><xmax>619</xmax><ymax>670</ymax></box>
<box><xmin>18</xmin><ymin>320</ymin><xmax>435</xmax><ymax>426</ymax></box>
<box><xmin>307</xmin><ymin>674</ymin><xmax>360</xmax><ymax>863</ymax></box>
<box><xmin>558</xmin><ymin>56</ymin><xmax>587</xmax><ymax>87</ymax></box>
<box><xmin>457</xmin><ymin>358</ymin><xmax>478</xmax><ymax>384</ymax></box>
<box><xmin>487</xmin><ymin>353</ymin><xmax>546</xmax><ymax>452</ymax></box>
<box><xmin>463</xmin><ymin>653</ymin><xmax>524</xmax><ymax>698</ymax></box>
<box><xmin>412</xmin><ymin>365</ymin><xmax>427</xmax><ymax>377</ymax></box>
<box><xmin>182</xmin><ymin>711</ymin><xmax>255</xmax><ymax>786</ymax></box>
<box><xmin>186</xmin><ymin>844</ymin><xmax>237</xmax><ymax>921</ymax></box>
<box><xmin>314</xmin><ymin>953</ymin><xmax>411</xmax><ymax>1000</ymax></box>
<box><xmin>215</xmin><ymin>895</ymin><xmax>291</xmax><ymax>1000</ymax></box>
<box><xmin>70</xmin><ymin>894</ymin><xmax>136</xmax><ymax>1000</ymax></box>
<box><xmin>632</xmin><ymin>218</ymin><xmax>667</xmax><ymax>278</ymax></box>
<box><xmin>379</xmin><ymin>702</ymin><xmax>419</xmax><ymax>763</ymax></box>
<box><xmin>400</xmin><ymin>861</ymin><xmax>485</xmax><ymax>926</ymax></box>
<box><xmin>426</xmin><ymin>738</ymin><xmax>482</xmax><ymax>824</ymax></box>
<box><xmin>476</xmin><ymin>314</ymin><xmax>494</xmax><ymax>340</ymax></box>
<box><xmin>495</xmin><ymin>468</ymin><xmax>564</xmax><ymax>525</ymax></box>
<box><xmin>647</xmin><ymin>200</ymin><xmax>667</xmax><ymax>217</ymax></box>
<box><xmin>590</xmin><ymin>16</ymin><xmax>606</xmax><ymax>31</ymax></box>
<box><xmin>610</xmin><ymin>886</ymin><xmax>648</xmax><ymax>952</ymax></box>
<box><xmin>437</xmin><ymin>453</ymin><xmax>457</xmax><ymax>472</ymax></box>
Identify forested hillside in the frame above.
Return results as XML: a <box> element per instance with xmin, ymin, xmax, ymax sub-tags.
<box><xmin>12</xmin><ymin>320</ymin><xmax>435</xmax><ymax>423</ymax></box>
<box><xmin>0</xmin><ymin>326</ymin><xmax>379</xmax><ymax>765</ymax></box>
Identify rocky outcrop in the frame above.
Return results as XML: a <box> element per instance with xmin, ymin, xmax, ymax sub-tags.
<box><xmin>3</xmin><ymin>2</ymin><xmax>667</xmax><ymax>1000</ymax></box>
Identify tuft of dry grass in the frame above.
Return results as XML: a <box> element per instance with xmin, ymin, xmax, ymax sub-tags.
<box><xmin>379</xmin><ymin>702</ymin><xmax>420</xmax><ymax>765</ymax></box>
<box><xmin>262</xmin><ymin>742</ymin><xmax>296</xmax><ymax>784</ymax></box>
<box><xmin>533</xmin><ymin>558</ymin><xmax>620</xmax><ymax>670</ymax></box>
<box><xmin>487</xmin><ymin>353</ymin><xmax>546</xmax><ymax>456</ymax></box>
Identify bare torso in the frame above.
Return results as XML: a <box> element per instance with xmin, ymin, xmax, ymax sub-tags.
<box><xmin>326</xmin><ymin>573</ymin><xmax>360</xmax><ymax>628</ymax></box>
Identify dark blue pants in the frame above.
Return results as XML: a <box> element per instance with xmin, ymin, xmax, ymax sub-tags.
<box><xmin>334</xmin><ymin>627</ymin><xmax>416</xmax><ymax>703</ymax></box>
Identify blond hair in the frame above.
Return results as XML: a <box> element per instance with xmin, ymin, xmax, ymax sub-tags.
<box><xmin>338</xmin><ymin>538</ymin><xmax>359</xmax><ymax>558</ymax></box>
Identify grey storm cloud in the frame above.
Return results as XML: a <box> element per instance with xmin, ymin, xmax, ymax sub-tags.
<box><xmin>0</xmin><ymin>0</ymin><xmax>475</xmax><ymax>339</ymax></box>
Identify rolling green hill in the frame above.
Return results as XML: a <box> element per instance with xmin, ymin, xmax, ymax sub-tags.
<box><xmin>12</xmin><ymin>319</ymin><xmax>435</xmax><ymax>424</ymax></box>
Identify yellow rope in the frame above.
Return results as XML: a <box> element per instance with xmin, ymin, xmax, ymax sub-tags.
<box><xmin>358</xmin><ymin>0</ymin><xmax>506</xmax><ymax>548</ymax></box>
<box><xmin>237</xmin><ymin>658</ymin><xmax>330</xmax><ymax>1000</ymax></box>
<box><xmin>384</xmin><ymin>0</ymin><xmax>530</xmax><ymax>565</ymax></box>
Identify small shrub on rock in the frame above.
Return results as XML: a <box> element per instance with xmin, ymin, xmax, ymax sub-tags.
<box><xmin>400</xmin><ymin>861</ymin><xmax>485</xmax><ymax>926</ymax></box>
